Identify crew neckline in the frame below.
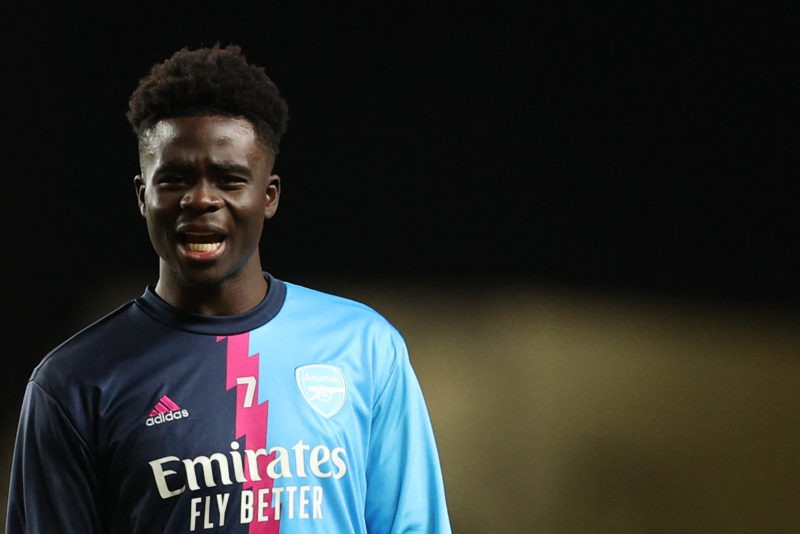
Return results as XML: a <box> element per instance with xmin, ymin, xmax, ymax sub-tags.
<box><xmin>134</xmin><ymin>272</ymin><xmax>286</xmax><ymax>335</ymax></box>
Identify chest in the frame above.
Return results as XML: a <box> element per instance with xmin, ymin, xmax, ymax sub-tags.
<box><xmin>95</xmin><ymin>332</ymin><xmax>373</xmax><ymax>502</ymax></box>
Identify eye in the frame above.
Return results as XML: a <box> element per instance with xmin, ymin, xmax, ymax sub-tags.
<box><xmin>157</xmin><ymin>175</ymin><xmax>187</xmax><ymax>186</ymax></box>
<box><xmin>220</xmin><ymin>175</ymin><xmax>248</xmax><ymax>187</ymax></box>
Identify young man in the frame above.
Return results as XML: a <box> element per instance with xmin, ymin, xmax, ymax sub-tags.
<box><xmin>6</xmin><ymin>44</ymin><xmax>451</xmax><ymax>533</ymax></box>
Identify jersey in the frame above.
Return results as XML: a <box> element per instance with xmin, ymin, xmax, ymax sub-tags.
<box><xmin>5</xmin><ymin>273</ymin><xmax>451</xmax><ymax>533</ymax></box>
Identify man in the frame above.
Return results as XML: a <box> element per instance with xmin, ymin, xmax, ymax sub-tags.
<box><xmin>6</xmin><ymin>43</ymin><xmax>451</xmax><ymax>533</ymax></box>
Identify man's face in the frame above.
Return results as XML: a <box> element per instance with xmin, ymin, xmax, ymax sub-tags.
<box><xmin>135</xmin><ymin>115</ymin><xmax>279</xmax><ymax>289</ymax></box>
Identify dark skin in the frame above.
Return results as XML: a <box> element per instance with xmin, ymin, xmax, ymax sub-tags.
<box><xmin>134</xmin><ymin>115</ymin><xmax>280</xmax><ymax>316</ymax></box>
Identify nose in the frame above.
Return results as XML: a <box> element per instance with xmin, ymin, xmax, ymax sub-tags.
<box><xmin>180</xmin><ymin>179</ymin><xmax>223</xmax><ymax>211</ymax></box>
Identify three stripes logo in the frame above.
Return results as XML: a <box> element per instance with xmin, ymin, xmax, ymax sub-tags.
<box><xmin>145</xmin><ymin>395</ymin><xmax>190</xmax><ymax>427</ymax></box>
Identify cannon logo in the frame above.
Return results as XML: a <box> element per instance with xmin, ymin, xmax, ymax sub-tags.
<box><xmin>296</xmin><ymin>364</ymin><xmax>347</xmax><ymax>418</ymax></box>
<box><xmin>146</xmin><ymin>394</ymin><xmax>190</xmax><ymax>426</ymax></box>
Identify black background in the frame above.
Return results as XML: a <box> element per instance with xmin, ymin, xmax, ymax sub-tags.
<box><xmin>1</xmin><ymin>4</ymin><xmax>799</xmax><ymax>419</ymax></box>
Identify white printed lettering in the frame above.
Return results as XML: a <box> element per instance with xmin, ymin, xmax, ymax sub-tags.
<box><xmin>241</xmin><ymin>490</ymin><xmax>253</xmax><ymax>523</ymax></box>
<box><xmin>267</xmin><ymin>447</ymin><xmax>291</xmax><ymax>479</ymax></box>
<box><xmin>332</xmin><ymin>447</ymin><xmax>347</xmax><ymax>479</ymax></box>
<box><xmin>216</xmin><ymin>493</ymin><xmax>229</xmax><ymax>526</ymax></box>
<box><xmin>149</xmin><ymin>456</ymin><xmax>186</xmax><ymax>499</ymax></box>
<box><xmin>244</xmin><ymin>448</ymin><xmax>268</xmax><ymax>481</ymax></box>
<box><xmin>190</xmin><ymin>497</ymin><xmax>202</xmax><ymax>531</ymax></box>
<box><xmin>313</xmin><ymin>486</ymin><xmax>323</xmax><ymax>518</ymax></box>
<box><xmin>272</xmin><ymin>486</ymin><xmax>284</xmax><ymax>520</ymax></box>
<box><xmin>183</xmin><ymin>453</ymin><xmax>232</xmax><ymax>490</ymax></box>
<box><xmin>292</xmin><ymin>440</ymin><xmax>310</xmax><ymax>477</ymax></box>
<box><xmin>285</xmin><ymin>486</ymin><xmax>297</xmax><ymax>519</ymax></box>
<box><xmin>203</xmin><ymin>495</ymin><xmax>213</xmax><ymax>529</ymax></box>
<box><xmin>310</xmin><ymin>445</ymin><xmax>331</xmax><ymax>477</ymax></box>
<box><xmin>257</xmin><ymin>488</ymin><xmax>271</xmax><ymax>522</ymax></box>
<box><xmin>229</xmin><ymin>441</ymin><xmax>247</xmax><ymax>483</ymax></box>
<box><xmin>299</xmin><ymin>485</ymin><xmax>310</xmax><ymax>519</ymax></box>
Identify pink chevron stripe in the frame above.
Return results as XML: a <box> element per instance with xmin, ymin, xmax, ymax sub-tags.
<box><xmin>221</xmin><ymin>333</ymin><xmax>279</xmax><ymax>533</ymax></box>
<box><xmin>159</xmin><ymin>395</ymin><xmax>181</xmax><ymax>411</ymax></box>
<box><xmin>147</xmin><ymin>395</ymin><xmax>182</xmax><ymax>417</ymax></box>
<box><xmin>149</xmin><ymin>403</ymin><xmax>168</xmax><ymax>416</ymax></box>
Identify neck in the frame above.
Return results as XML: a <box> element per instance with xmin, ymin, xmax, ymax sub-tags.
<box><xmin>154</xmin><ymin>264</ymin><xmax>268</xmax><ymax>316</ymax></box>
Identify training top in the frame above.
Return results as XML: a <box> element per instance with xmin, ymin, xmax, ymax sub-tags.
<box><xmin>5</xmin><ymin>273</ymin><xmax>451</xmax><ymax>533</ymax></box>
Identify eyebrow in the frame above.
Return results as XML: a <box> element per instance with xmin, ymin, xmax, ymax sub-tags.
<box><xmin>208</xmin><ymin>161</ymin><xmax>253</xmax><ymax>175</ymax></box>
<box><xmin>154</xmin><ymin>161</ymin><xmax>253</xmax><ymax>176</ymax></box>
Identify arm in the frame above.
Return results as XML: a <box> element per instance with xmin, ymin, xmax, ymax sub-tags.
<box><xmin>365</xmin><ymin>333</ymin><xmax>451</xmax><ymax>533</ymax></box>
<box><xmin>5</xmin><ymin>380</ymin><xmax>102</xmax><ymax>534</ymax></box>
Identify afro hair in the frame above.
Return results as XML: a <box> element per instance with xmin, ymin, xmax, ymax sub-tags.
<box><xmin>126</xmin><ymin>43</ymin><xmax>289</xmax><ymax>152</ymax></box>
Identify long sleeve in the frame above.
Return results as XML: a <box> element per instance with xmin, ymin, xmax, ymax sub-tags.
<box><xmin>364</xmin><ymin>334</ymin><xmax>451</xmax><ymax>533</ymax></box>
<box><xmin>5</xmin><ymin>380</ymin><xmax>102</xmax><ymax>534</ymax></box>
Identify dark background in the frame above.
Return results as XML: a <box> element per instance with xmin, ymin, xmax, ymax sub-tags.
<box><xmin>1</xmin><ymin>4</ymin><xmax>798</xmax><ymax>420</ymax></box>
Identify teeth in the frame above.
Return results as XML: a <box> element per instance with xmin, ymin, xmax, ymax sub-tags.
<box><xmin>187</xmin><ymin>242</ymin><xmax>222</xmax><ymax>252</ymax></box>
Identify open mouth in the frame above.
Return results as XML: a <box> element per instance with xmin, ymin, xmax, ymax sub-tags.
<box><xmin>180</xmin><ymin>232</ymin><xmax>226</xmax><ymax>253</ymax></box>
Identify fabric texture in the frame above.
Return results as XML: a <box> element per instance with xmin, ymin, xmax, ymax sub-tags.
<box><xmin>6</xmin><ymin>273</ymin><xmax>451</xmax><ymax>533</ymax></box>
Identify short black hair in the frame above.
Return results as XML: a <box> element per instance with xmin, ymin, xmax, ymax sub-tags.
<box><xmin>127</xmin><ymin>43</ymin><xmax>289</xmax><ymax>152</ymax></box>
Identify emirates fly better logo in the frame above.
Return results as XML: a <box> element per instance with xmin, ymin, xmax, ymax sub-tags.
<box><xmin>146</xmin><ymin>394</ymin><xmax>190</xmax><ymax>426</ymax></box>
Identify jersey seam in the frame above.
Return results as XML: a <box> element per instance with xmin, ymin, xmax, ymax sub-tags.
<box><xmin>373</xmin><ymin>327</ymin><xmax>407</xmax><ymax>408</ymax></box>
<box><xmin>372</xmin><ymin>352</ymin><xmax>400</xmax><ymax>409</ymax></box>
<box><xmin>28</xmin><ymin>379</ymin><xmax>97</xmax><ymax>466</ymax></box>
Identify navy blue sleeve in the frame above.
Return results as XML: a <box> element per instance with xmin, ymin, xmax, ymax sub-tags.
<box><xmin>5</xmin><ymin>381</ymin><xmax>102</xmax><ymax>534</ymax></box>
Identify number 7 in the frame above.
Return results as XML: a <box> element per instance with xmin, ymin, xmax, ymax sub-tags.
<box><xmin>236</xmin><ymin>376</ymin><xmax>257</xmax><ymax>408</ymax></box>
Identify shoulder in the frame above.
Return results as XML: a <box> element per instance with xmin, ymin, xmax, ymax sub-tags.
<box><xmin>282</xmin><ymin>281</ymin><xmax>399</xmax><ymax>332</ymax></box>
<box><xmin>276</xmin><ymin>280</ymin><xmax>408</xmax><ymax>359</ymax></box>
<box><xmin>278</xmin><ymin>280</ymin><xmax>410</xmax><ymax>388</ymax></box>
<box><xmin>31</xmin><ymin>300</ymin><xmax>141</xmax><ymax>389</ymax></box>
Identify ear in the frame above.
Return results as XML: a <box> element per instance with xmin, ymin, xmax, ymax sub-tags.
<box><xmin>134</xmin><ymin>174</ymin><xmax>146</xmax><ymax>217</ymax></box>
<box><xmin>264</xmin><ymin>174</ymin><xmax>281</xmax><ymax>219</ymax></box>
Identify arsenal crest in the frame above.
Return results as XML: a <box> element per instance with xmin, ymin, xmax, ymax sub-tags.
<box><xmin>295</xmin><ymin>364</ymin><xmax>347</xmax><ymax>418</ymax></box>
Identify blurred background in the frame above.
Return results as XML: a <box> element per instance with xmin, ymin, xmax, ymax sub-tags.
<box><xmin>1</xmin><ymin>3</ymin><xmax>799</xmax><ymax>532</ymax></box>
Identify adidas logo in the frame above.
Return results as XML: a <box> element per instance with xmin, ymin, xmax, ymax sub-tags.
<box><xmin>146</xmin><ymin>395</ymin><xmax>190</xmax><ymax>427</ymax></box>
